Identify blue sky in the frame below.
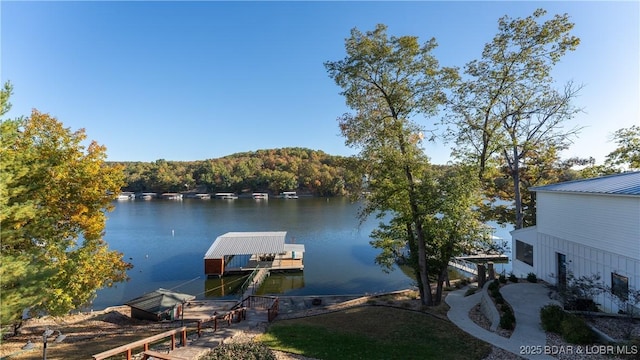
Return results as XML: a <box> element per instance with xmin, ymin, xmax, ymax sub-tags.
<box><xmin>2</xmin><ymin>1</ymin><xmax>638</xmax><ymax>165</ymax></box>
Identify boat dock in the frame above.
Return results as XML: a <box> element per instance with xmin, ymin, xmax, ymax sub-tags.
<box><xmin>252</xmin><ymin>193</ymin><xmax>269</xmax><ymax>200</ymax></box>
<box><xmin>214</xmin><ymin>193</ymin><xmax>238</xmax><ymax>200</ymax></box>
<box><xmin>448</xmin><ymin>254</ymin><xmax>509</xmax><ymax>276</ymax></box>
<box><xmin>204</xmin><ymin>231</ymin><xmax>305</xmax><ymax>278</ymax></box>
<box><xmin>224</xmin><ymin>253</ymin><xmax>305</xmax><ymax>274</ymax></box>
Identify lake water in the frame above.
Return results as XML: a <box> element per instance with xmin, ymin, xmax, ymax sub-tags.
<box><xmin>92</xmin><ymin>197</ymin><xmax>512</xmax><ymax>310</ymax></box>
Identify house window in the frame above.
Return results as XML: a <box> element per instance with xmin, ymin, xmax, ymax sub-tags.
<box><xmin>515</xmin><ymin>240</ymin><xmax>533</xmax><ymax>266</ymax></box>
<box><xmin>611</xmin><ymin>273</ymin><xmax>629</xmax><ymax>301</ymax></box>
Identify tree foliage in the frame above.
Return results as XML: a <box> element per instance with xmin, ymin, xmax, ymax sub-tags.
<box><xmin>1</xmin><ymin>86</ymin><xmax>131</xmax><ymax>331</ymax></box>
<box><xmin>371</xmin><ymin>166</ymin><xmax>489</xmax><ymax>303</ymax></box>
<box><xmin>114</xmin><ymin>148</ymin><xmax>358</xmax><ymax>196</ymax></box>
<box><xmin>605</xmin><ymin>125</ymin><xmax>640</xmax><ymax>170</ymax></box>
<box><xmin>325</xmin><ymin>24</ymin><xmax>465</xmax><ymax>305</ymax></box>
<box><xmin>445</xmin><ymin>9</ymin><xmax>582</xmax><ymax>229</ymax></box>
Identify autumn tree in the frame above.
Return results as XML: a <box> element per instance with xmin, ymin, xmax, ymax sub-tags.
<box><xmin>445</xmin><ymin>9</ymin><xmax>582</xmax><ymax>229</ymax></box>
<box><xmin>605</xmin><ymin>125</ymin><xmax>640</xmax><ymax>170</ymax></box>
<box><xmin>325</xmin><ymin>24</ymin><xmax>458</xmax><ymax>305</ymax></box>
<box><xmin>0</xmin><ymin>86</ymin><xmax>131</xmax><ymax>332</ymax></box>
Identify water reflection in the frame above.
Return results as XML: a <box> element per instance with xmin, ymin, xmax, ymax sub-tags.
<box><xmin>204</xmin><ymin>275</ymin><xmax>245</xmax><ymax>298</ymax></box>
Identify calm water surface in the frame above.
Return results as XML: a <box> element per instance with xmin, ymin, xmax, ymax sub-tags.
<box><xmin>93</xmin><ymin>197</ymin><xmax>512</xmax><ymax>310</ymax></box>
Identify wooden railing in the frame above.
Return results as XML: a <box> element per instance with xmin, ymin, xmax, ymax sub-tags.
<box><xmin>267</xmin><ymin>297</ymin><xmax>279</xmax><ymax>322</ymax></box>
<box><xmin>92</xmin><ymin>327</ymin><xmax>187</xmax><ymax>360</ymax></box>
<box><xmin>238</xmin><ymin>266</ymin><xmax>261</xmax><ymax>297</ymax></box>
<box><xmin>239</xmin><ymin>295</ymin><xmax>279</xmax><ymax>322</ymax></box>
<box><xmin>195</xmin><ymin>307</ymin><xmax>246</xmax><ymax>336</ymax></box>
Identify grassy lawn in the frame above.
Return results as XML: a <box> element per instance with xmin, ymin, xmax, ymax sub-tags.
<box><xmin>258</xmin><ymin>306</ymin><xmax>491</xmax><ymax>360</ymax></box>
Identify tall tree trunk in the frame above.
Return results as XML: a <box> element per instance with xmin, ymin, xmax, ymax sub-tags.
<box><xmin>401</xmin><ymin>162</ymin><xmax>433</xmax><ymax>305</ymax></box>
<box><xmin>503</xmin><ymin>130</ymin><xmax>524</xmax><ymax>230</ymax></box>
<box><xmin>406</xmin><ymin>223</ymin><xmax>425</xmax><ymax>302</ymax></box>
<box><xmin>511</xmin><ymin>145</ymin><xmax>523</xmax><ymax>229</ymax></box>
<box><xmin>434</xmin><ymin>266</ymin><xmax>448</xmax><ymax>305</ymax></box>
<box><xmin>478</xmin><ymin>115</ymin><xmax>491</xmax><ymax>180</ymax></box>
<box><xmin>397</xmin><ymin>126</ymin><xmax>433</xmax><ymax>306</ymax></box>
<box><xmin>404</xmin><ymin>165</ymin><xmax>433</xmax><ymax>306</ymax></box>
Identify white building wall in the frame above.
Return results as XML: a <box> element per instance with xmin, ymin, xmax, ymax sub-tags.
<box><xmin>511</xmin><ymin>190</ymin><xmax>640</xmax><ymax>313</ymax></box>
<box><xmin>536</xmin><ymin>192</ymin><xmax>640</xmax><ymax>259</ymax></box>
<box><xmin>537</xmin><ymin>232</ymin><xmax>640</xmax><ymax>313</ymax></box>
<box><xmin>511</xmin><ymin>226</ymin><xmax>537</xmax><ymax>278</ymax></box>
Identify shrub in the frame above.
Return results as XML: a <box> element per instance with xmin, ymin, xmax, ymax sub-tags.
<box><xmin>500</xmin><ymin>304</ymin><xmax>511</xmax><ymax>313</ymax></box>
<box><xmin>488</xmin><ymin>280</ymin><xmax>500</xmax><ymax>292</ymax></box>
<box><xmin>464</xmin><ymin>287</ymin><xmax>478</xmax><ymax>297</ymax></box>
<box><xmin>565</xmin><ymin>298</ymin><xmax>599</xmax><ymax>312</ymax></box>
<box><xmin>508</xmin><ymin>273</ymin><xmax>518</xmax><ymax>283</ymax></box>
<box><xmin>200</xmin><ymin>342</ymin><xmax>276</xmax><ymax>360</ymax></box>
<box><xmin>495</xmin><ymin>296</ymin><xmax>504</xmax><ymax>305</ymax></box>
<box><xmin>500</xmin><ymin>311</ymin><xmax>516</xmax><ymax>330</ymax></box>
<box><xmin>499</xmin><ymin>274</ymin><xmax>507</xmax><ymax>284</ymax></box>
<box><xmin>527</xmin><ymin>272</ymin><xmax>538</xmax><ymax>283</ymax></box>
<box><xmin>560</xmin><ymin>272</ymin><xmax>605</xmax><ymax>310</ymax></box>
<box><xmin>457</xmin><ymin>278</ymin><xmax>470</xmax><ymax>288</ymax></box>
<box><xmin>490</xmin><ymin>288</ymin><xmax>502</xmax><ymax>299</ymax></box>
<box><xmin>560</xmin><ymin>314</ymin><xmax>597</xmax><ymax>344</ymax></box>
<box><xmin>540</xmin><ymin>304</ymin><xmax>566</xmax><ymax>333</ymax></box>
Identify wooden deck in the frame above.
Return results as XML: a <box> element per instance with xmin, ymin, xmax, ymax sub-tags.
<box><xmin>224</xmin><ymin>254</ymin><xmax>304</xmax><ymax>274</ymax></box>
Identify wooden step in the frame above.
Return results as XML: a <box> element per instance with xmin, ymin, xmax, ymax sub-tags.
<box><xmin>142</xmin><ymin>350</ymin><xmax>189</xmax><ymax>360</ymax></box>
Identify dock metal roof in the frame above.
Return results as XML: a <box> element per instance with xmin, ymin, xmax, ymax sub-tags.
<box><xmin>204</xmin><ymin>231</ymin><xmax>289</xmax><ymax>259</ymax></box>
<box><xmin>531</xmin><ymin>171</ymin><xmax>640</xmax><ymax>196</ymax></box>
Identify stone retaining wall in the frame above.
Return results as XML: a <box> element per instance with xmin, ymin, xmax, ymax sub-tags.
<box><xmin>479</xmin><ymin>280</ymin><xmax>500</xmax><ymax>331</ymax></box>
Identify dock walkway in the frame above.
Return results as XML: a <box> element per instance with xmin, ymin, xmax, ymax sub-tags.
<box><xmin>241</xmin><ymin>268</ymin><xmax>270</xmax><ymax>299</ymax></box>
<box><xmin>448</xmin><ymin>254</ymin><xmax>509</xmax><ymax>276</ymax></box>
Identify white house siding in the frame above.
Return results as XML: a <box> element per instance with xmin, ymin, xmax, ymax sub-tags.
<box><xmin>509</xmin><ymin>173</ymin><xmax>640</xmax><ymax>313</ymax></box>
<box><xmin>536</xmin><ymin>192</ymin><xmax>640</xmax><ymax>258</ymax></box>
<box><xmin>536</xmin><ymin>232</ymin><xmax>640</xmax><ymax>313</ymax></box>
<box><xmin>511</xmin><ymin>226</ymin><xmax>537</xmax><ymax>278</ymax></box>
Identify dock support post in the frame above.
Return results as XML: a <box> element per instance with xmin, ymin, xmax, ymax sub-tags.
<box><xmin>487</xmin><ymin>262</ymin><xmax>495</xmax><ymax>281</ymax></box>
<box><xmin>477</xmin><ymin>263</ymin><xmax>486</xmax><ymax>288</ymax></box>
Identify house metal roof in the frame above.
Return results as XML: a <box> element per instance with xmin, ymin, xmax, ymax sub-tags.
<box><xmin>204</xmin><ymin>231</ymin><xmax>289</xmax><ymax>259</ymax></box>
<box><xmin>125</xmin><ymin>288</ymin><xmax>195</xmax><ymax>314</ymax></box>
<box><xmin>531</xmin><ymin>171</ymin><xmax>640</xmax><ymax>196</ymax></box>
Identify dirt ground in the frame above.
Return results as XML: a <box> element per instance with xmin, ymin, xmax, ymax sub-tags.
<box><xmin>0</xmin><ymin>301</ymin><xmax>238</xmax><ymax>359</ymax></box>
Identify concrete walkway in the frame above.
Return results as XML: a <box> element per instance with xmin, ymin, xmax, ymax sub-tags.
<box><xmin>446</xmin><ymin>282</ymin><xmax>561</xmax><ymax>360</ymax></box>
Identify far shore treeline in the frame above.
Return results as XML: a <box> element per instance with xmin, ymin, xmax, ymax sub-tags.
<box><xmin>110</xmin><ymin>147</ymin><xmax>369</xmax><ymax>196</ymax></box>
<box><xmin>109</xmin><ymin>146</ymin><xmax>621</xmax><ymax>201</ymax></box>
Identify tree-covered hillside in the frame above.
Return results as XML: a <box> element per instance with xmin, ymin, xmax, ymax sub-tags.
<box><xmin>112</xmin><ymin>148</ymin><xmax>361</xmax><ymax>196</ymax></box>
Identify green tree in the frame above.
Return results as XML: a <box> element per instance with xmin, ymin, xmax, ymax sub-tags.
<box><xmin>370</xmin><ymin>166</ymin><xmax>487</xmax><ymax>304</ymax></box>
<box><xmin>605</xmin><ymin>125</ymin><xmax>640</xmax><ymax>170</ymax></box>
<box><xmin>325</xmin><ymin>24</ymin><xmax>457</xmax><ymax>305</ymax></box>
<box><xmin>1</xmin><ymin>90</ymin><xmax>131</xmax><ymax>331</ymax></box>
<box><xmin>445</xmin><ymin>9</ymin><xmax>582</xmax><ymax>229</ymax></box>
<box><xmin>482</xmin><ymin>145</ymin><xmax>587</xmax><ymax>226</ymax></box>
<box><xmin>424</xmin><ymin>167</ymin><xmax>487</xmax><ymax>303</ymax></box>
